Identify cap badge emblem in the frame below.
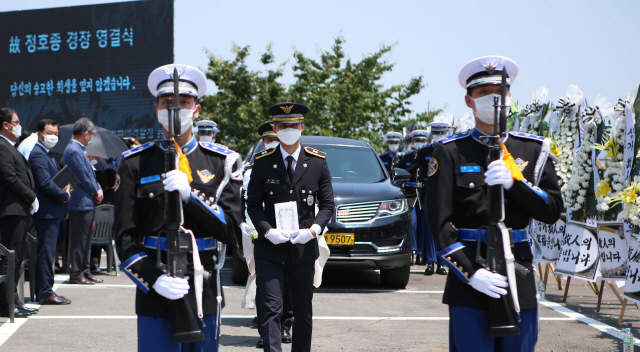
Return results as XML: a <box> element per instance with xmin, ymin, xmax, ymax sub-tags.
<box><xmin>280</xmin><ymin>105</ymin><xmax>294</xmax><ymax>114</ymax></box>
<box><xmin>478</xmin><ymin>58</ymin><xmax>502</xmax><ymax>74</ymax></box>
<box><xmin>163</xmin><ymin>65</ymin><xmax>187</xmax><ymax>77</ymax></box>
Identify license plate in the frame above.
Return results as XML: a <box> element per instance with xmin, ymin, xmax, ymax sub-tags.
<box><xmin>325</xmin><ymin>233</ymin><xmax>355</xmax><ymax>245</ymax></box>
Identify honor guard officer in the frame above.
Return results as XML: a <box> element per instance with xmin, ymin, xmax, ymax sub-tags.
<box><xmin>195</xmin><ymin>120</ymin><xmax>219</xmax><ymax>143</ymax></box>
<box><xmin>425</xmin><ymin>56</ymin><xmax>562</xmax><ymax>351</ymax></box>
<box><xmin>114</xmin><ymin>63</ymin><xmax>242</xmax><ymax>351</ymax></box>
<box><xmin>247</xmin><ymin>103</ymin><xmax>334</xmax><ymax>352</ymax></box>
<box><xmin>406</xmin><ymin>123</ymin><xmax>450</xmax><ymax>275</ymax></box>
<box><xmin>378</xmin><ymin>132</ymin><xmax>402</xmax><ymax>173</ymax></box>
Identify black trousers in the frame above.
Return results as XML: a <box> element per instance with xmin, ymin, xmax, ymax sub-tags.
<box><xmin>256</xmin><ymin>257</ymin><xmax>314</xmax><ymax>352</ymax></box>
<box><xmin>0</xmin><ymin>215</ymin><xmax>29</xmax><ymax>314</ymax></box>
<box><xmin>34</xmin><ymin>218</ymin><xmax>61</xmax><ymax>300</ymax></box>
<box><xmin>256</xmin><ymin>273</ymin><xmax>294</xmax><ymax>338</ymax></box>
<box><xmin>68</xmin><ymin>210</ymin><xmax>94</xmax><ymax>281</ymax></box>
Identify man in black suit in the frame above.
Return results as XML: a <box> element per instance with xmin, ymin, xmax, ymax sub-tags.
<box><xmin>247</xmin><ymin>103</ymin><xmax>335</xmax><ymax>352</ymax></box>
<box><xmin>0</xmin><ymin>108</ymin><xmax>39</xmax><ymax>318</ymax></box>
<box><xmin>29</xmin><ymin>119</ymin><xmax>72</xmax><ymax>305</ymax></box>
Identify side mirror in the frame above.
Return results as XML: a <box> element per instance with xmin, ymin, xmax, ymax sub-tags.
<box><xmin>392</xmin><ymin>168</ymin><xmax>411</xmax><ymax>186</ymax></box>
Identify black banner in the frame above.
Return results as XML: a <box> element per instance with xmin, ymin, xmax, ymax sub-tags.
<box><xmin>0</xmin><ymin>0</ymin><xmax>173</xmax><ymax>142</ymax></box>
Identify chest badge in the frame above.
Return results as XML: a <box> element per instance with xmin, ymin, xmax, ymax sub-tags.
<box><xmin>427</xmin><ymin>158</ymin><xmax>438</xmax><ymax>177</ymax></box>
<box><xmin>307</xmin><ymin>194</ymin><xmax>314</xmax><ymax>206</ymax></box>
<box><xmin>197</xmin><ymin>169</ymin><xmax>215</xmax><ymax>183</ymax></box>
<box><xmin>514</xmin><ymin>158</ymin><xmax>528</xmax><ymax>172</ymax></box>
<box><xmin>303</xmin><ymin>163</ymin><xmax>308</xmax><ymax>168</ymax></box>
<box><xmin>273</xmin><ymin>164</ymin><xmax>278</xmax><ymax>169</ymax></box>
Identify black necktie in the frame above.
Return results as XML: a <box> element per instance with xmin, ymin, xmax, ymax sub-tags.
<box><xmin>286</xmin><ymin>155</ymin><xmax>295</xmax><ymax>181</ymax></box>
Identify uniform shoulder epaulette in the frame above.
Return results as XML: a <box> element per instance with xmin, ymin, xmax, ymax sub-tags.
<box><xmin>377</xmin><ymin>151</ymin><xmax>386</xmax><ymax>156</ymax></box>
<box><xmin>122</xmin><ymin>141</ymin><xmax>155</xmax><ymax>158</ymax></box>
<box><xmin>304</xmin><ymin>146</ymin><xmax>326</xmax><ymax>158</ymax></box>
<box><xmin>508</xmin><ymin>131</ymin><xmax>545</xmax><ymax>143</ymax></box>
<box><xmin>255</xmin><ymin>147</ymin><xmax>276</xmax><ymax>160</ymax></box>
<box><xmin>200</xmin><ymin>141</ymin><xmax>234</xmax><ymax>156</ymax></box>
<box><xmin>440</xmin><ymin>131</ymin><xmax>471</xmax><ymax>144</ymax></box>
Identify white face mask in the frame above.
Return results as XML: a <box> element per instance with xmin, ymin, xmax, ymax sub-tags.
<box><xmin>157</xmin><ymin>108</ymin><xmax>196</xmax><ymax>135</ymax></box>
<box><xmin>10</xmin><ymin>124</ymin><xmax>21</xmax><ymax>138</ymax></box>
<box><xmin>472</xmin><ymin>94</ymin><xmax>511</xmax><ymax>124</ymax></box>
<box><xmin>264</xmin><ymin>141</ymin><xmax>280</xmax><ymax>149</ymax></box>
<box><xmin>388</xmin><ymin>144</ymin><xmax>399</xmax><ymax>152</ymax></box>
<box><xmin>431</xmin><ymin>134</ymin><xmax>446</xmax><ymax>143</ymax></box>
<box><xmin>276</xmin><ymin>128</ymin><xmax>301</xmax><ymax>145</ymax></box>
<box><xmin>42</xmin><ymin>135</ymin><xmax>58</xmax><ymax>149</ymax></box>
<box><xmin>90</xmin><ymin>159</ymin><xmax>98</xmax><ymax>166</ymax></box>
<box><xmin>199</xmin><ymin>135</ymin><xmax>213</xmax><ymax>142</ymax></box>
<box><xmin>413</xmin><ymin>142</ymin><xmax>426</xmax><ymax>150</ymax></box>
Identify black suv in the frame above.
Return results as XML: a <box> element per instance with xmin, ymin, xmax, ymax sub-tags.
<box><xmin>233</xmin><ymin>136</ymin><xmax>413</xmax><ymax>288</ymax></box>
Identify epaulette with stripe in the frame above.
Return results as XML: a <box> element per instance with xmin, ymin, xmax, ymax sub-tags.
<box><xmin>122</xmin><ymin>142</ymin><xmax>155</xmax><ymax>158</ymax></box>
<box><xmin>200</xmin><ymin>141</ymin><xmax>234</xmax><ymax>156</ymax></box>
<box><xmin>508</xmin><ymin>131</ymin><xmax>545</xmax><ymax>143</ymax></box>
<box><xmin>440</xmin><ymin>131</ymin><xmax>471</xmax><ymax>144</ymax></box>
<box><xmin>255</xmin><ymin>148</ymin><xmax>276</xmax><ymax>160</ymax></box>
<box><xmin>304</xmin><ymin>146</ymin><xmax>325</xmax><ymax>158</ymax></box>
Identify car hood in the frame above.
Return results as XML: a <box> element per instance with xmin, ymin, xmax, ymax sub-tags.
<box><xmin>331</xmin><ymin>181</ymin><xmax>404</xmax><ymax>205</ymax></box>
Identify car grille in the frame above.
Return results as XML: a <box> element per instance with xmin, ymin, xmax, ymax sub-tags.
<box><xmin>335</xmin><ymin>201</ymin><xmax>380</xmax><ymax>224</ymax></box>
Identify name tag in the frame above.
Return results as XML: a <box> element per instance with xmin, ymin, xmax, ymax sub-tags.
<box><xmin>425</xmin><ymin>157</ymin><xmax>431</xmax><ymax>160</ymax></box>
<box><xmin>406</xmin><ymin>162</ymin><xmax>411</xmax><ymax>166</ymax></box>
<box><xmin>266</xmin><ymin>179</ymin><xmax>280</xmax><ymax>185</ymax></box>
<box><xmin>460</xmin><ymin>166</ymin><xmax>481</xmax><ymax>173</ymax></box>
<box><xmin>140</xmin><ymin>174</ymin><xmax>161</xmax><ymax>184</ymax></box>
<box><xmin>383</xmin><ymin>162</ymin><xmax>389</xmax><ymax>165</ymax></box>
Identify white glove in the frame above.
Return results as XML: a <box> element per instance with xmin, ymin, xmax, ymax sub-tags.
<box><xmin>30</xmin><ymin>197</ymin><xmax>39</xmax><ymax>215</ymax></box>
<box><xmin>163</xmin><ymin>169</ymin><xmax>191</xmax><ymax>202</ymax></box>
<box><xmin>152</xmin><ymin>274</ymin><xmax>190</xmax><ymax>300</ymax></box>
<box><xmin>290</xmin><ymin>229</ymin><xmax>315</xmax><ymax>244</ymax></box>
<box><xmin>468</xmin><ymin>268</ymin><xmax>508</xmax><ymax>299</ymax></box>
<box><xmin>265</xmin><ymin>229</ymin><xmax>290</xmax><ymax>245</ymax></box>
<box><xmin>484</xmin><ymin>160</ymin><xmax>514</xmax><ymax>190</ymax></box>
<box><xmin>240</xmin><ymin>222</ymin><xmax>253</xmax><ymax>240</ymax></box>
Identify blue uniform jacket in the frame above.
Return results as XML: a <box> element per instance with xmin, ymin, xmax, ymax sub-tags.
<box><xmin>63</xmin><ymin>139</ymin><xmax>101</xmax><ymax>211</ymax></box>
<box><xmin>29</xmin><ymin>143</ymin><xmax>68</xmax><ymax>219</ymax></box>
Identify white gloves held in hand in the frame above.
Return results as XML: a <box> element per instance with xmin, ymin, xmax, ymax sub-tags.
<box><xmin>290</xmin><ymin>229</ymin><xmax>314</xmax><ymax>244</ymax></box>
<box><xmin>468</xmin><ymin>268</ymin><xmax>508</xmax><ymax>299</ymax></box>
<box><xmin>153</xmin><ymin>274</ymin><xmax>190</xmax><ymax>300</ymax></box>
<box><xmin>240</xmin><ymin>222</ymin><xmax>253</xmax><ymax>240</ymax></box>
<box><xmin>163</xmin><ymin>169</ymin><xmax>191</xmax><ymax>202</ymax></box>
<box><xmin>265</xmin><ymin>229</ymin><xmax>290</xmax><ymax>245</ymax></box>
<box><xmin>30</xmin><ymin>197</ymin><xmax>39</xmax><ymax>215</ymax></box>
<box><xmin>484</xmin><ymin>160</ymin><xmax>514</xmax><ymax>190</ymax></box>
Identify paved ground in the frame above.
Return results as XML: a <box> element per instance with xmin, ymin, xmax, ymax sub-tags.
<box><xmin>1</xmin><ymin>256</ymin><xmax>639</xmax><ymax>351</ymax></box>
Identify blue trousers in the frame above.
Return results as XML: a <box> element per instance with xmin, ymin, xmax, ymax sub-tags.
<box><xmin>34</xmin><ymin>218</ymin><xmax>61</xmax><ymax>300</ymax></box>
<box><xmin>449</xmin><ymin>306</ymin><xmax>537</xmax><ymax>352</ymax></box>
<box><xmin>137</xmin><ymin>313</ymin><xmax>219</xmax><ymax>352</ymax></box>
<box><xmin>416</xmin><ymin>206</ymin><xmax>444</xmax><ymax>265</ymax></box>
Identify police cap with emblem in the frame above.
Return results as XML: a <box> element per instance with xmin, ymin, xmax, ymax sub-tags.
<box><xmin>384</xmin><ymin>132</ymin><xmax>403</xmax><ymax>142</ymax></box>
<box><xmin>428</xmin><ymin>122</ymin><xmax>450</xmax><ymax>135</ymax></box>
<box><xmin>258</xmin><ymin>121</ymin><xmax>277</xmax><ymax>138</ymax></box>
<box><xmin>409</xmin><ymin>130</ymin><xmax>429</xmax><ymax>141</ymax></box>
<box><xmin>458</xmin><ymin>55</ymin><xmax>518</xmax><ymax>90</ymax></box>
<box><xmin>196</xmin><ymin>120</ymin><xmax>218</xmax><ymax>134</ymax></box>
<box><xmin>268</xmin><ymin>103</ymin><xmax>309</xmax><ymax>124</ymax></box>
<box><xmin>148</xmin><ymin>63</ymin><xmax>207</xmax><ymax>98</ymax></box>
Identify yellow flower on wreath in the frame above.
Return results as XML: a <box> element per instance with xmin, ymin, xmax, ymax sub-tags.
<box><xmin>595</xmin><ymin>181</ymin><xmax>612</xmax><ymax>198</ymax></box>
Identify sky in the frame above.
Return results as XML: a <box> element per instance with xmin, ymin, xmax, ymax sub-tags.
<box><xmin>4</xmin><ymin>0</ymin><xmax>640</xmax><ymax>124</ymax></box>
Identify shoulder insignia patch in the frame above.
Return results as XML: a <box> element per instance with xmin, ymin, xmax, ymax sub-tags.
<box><xmin>122</xmin><ymin>141</ymin><xmax>155</xmax><ymax>158</ymax></box>
<box><xmin>200</xmin><ymin>141</ymin><xmax>234</xmax><ymax>156</ymax></box>
<box><xmin>255</xmin><ymin>148</ymin><xmax>276</xmax><ymax>160</ymax></box>
<box><xmin>508</xmin><ymin>131</ymin><xmax>545</xmax><ymax>143</ymax></box>
<box><xmin>304</xmin><ymin>146</ymin><xmax>326</xmax><ymax>158</ymax></box>
<box><xmin>427</xmin><ymin>158</ymin><xmax>438</xmax><ymax>177</ymax></box>
<box><xmin>197</xmin><ymin>169</ymin><xmax>215</xmax><ymax>183</ymax></box>
<box><xmin>440</xmin><ymin>131</ymin><xmax>471</xmax><ymax>144</ymax></box>
<box><xmin>114</xmin><ymin>173</ymin><xmax>121</xmax><ymax>191</ymax></box>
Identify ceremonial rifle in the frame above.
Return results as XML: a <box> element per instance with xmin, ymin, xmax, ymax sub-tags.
<box><xmin>476</xmin><ymin>69</ymin><xmax>522</xmax><ymax>337</ymax></box>
<box><xmin>156</xmin><ymin>68</ymin><xmax>206</xmax><ymax>343</ymax></box>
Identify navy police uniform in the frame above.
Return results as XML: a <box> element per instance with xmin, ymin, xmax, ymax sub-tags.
<box><xmin>247</xmin><ymin>103</ymin><xmax>334</xmax><ymax>352</ymax></box>
<box><xmin>378</xmin><ymin>131</ymin><xmax>403</xmax><ymax>174</ymax></box>
<box><xmin>425</xmin><ymin>56</ymin><xmax>562</xmax><ymax>352</ymax></box>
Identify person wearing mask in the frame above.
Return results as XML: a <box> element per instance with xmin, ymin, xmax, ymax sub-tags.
<box><xmin>63</xmin><ymin>118</ymin><xmax>104</xmax><ymax>285</ymax></box>
<box><xmin>425</xmin><ymin>56</ymin><xmax>562</xmax><ymax>351</ymax></box>
<box><xmin>378</xmin><ymin>132</ymin><xmax>402</xmax><ymax>174</ymax></box>
<box><xmin>29</xmin><ymin>119</ymin><xmax>72</xmax><ymax>305</ymax></box>
<box><xmin>195</xmin><ymin>120</ymin><xmax>219</xmax><ymax>143</ymax></box>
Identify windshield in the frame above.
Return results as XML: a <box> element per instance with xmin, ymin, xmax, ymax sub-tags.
<box><xmin>306</xmin><ymin>144</ymin><xmax>386</xmax><ymax>184</ymax></box>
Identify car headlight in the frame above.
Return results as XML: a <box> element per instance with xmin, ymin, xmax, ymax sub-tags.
<box><xmin>377</xmin><ymin>199</ymin><xmax>407</xmax><ymax>218</ymax></box>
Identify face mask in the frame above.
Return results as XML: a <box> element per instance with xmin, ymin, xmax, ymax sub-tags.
<box><xmin>199</xmin><ymin>135</ymin><xmax>213</xmax><ymax>142</ymax></box>
<box><xmin>472</xmin><ymin>94</ymin><xmax>511</xmax><ymax>124</ymax></box>
<box><xmin>431</xmin><ymin>134</ymin><xmax>446</xmax><ymax>143</ymax></box>
<box><xmin>413</xmin><ymin>142</ymin><xmax>426</xmax><ymax>150</ymax></box>
<box><xmin>277</xmin><ymin>128</ymin><xmax>301</xmax><ymax>145</ymax></box>
<box><xmin>90</xmin><ymin>159</ymin><xmax>98</xmax><ymax>166</ymax></box>
<box><xmin>212</xmin><ymin>138</ymin><xmax>216</xmax><ymax>143</ymax></box>
<box><xmin>86</xmin><ymin>135</ymin><xmax>93</xmax><ymax>147</ymax></box>
<box><xmin>388</xmin><ymin>144</ymin><xmax>399</xmax><ymax>152</ymax></box>
<box><xmin>157</xmin><ymin>108</ymin><xmax>196</xmax><ymax>135</ymax></box>
<box><xmin>264</xmin><ymin>141</ymin><xmax>280</xmax><ymax>149</ymax></box>
<box><xmin>10</xmin><ymin>124</ymin><xmax>21</xmax><ymax>138</ymax></box>
<box><xmin>43</xmin><ymin>135</ymin><xmax>58</xmax><ymax>149</ymax></box>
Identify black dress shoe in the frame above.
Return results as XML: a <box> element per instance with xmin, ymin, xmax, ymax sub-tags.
<box><xmin>39</xmin><ymin>294</ymin><xmax>71</xmax><ymax>305</ymax></box>
<box><xmin>252</xmin><ymin>315</ymin><xmax>258</xmax><ymax>324</ymax></box>
<box><xmin>435</xmin><ymin>265</ymin><xmax>448</xmax><ymax>275</ymax></box>
<box><xmin>424</xmin><ymin>263</ymin><xmax>434</xmax><ymax>275</ymax></box>
<box><xmin>84</xmin><ymin>273</ymin><xmax>103</xmax><ymax>283</ymax></box>
<box><xmin>16</xmin><ymin>301</ymin><xmax>38</xmax><ymax>313</ymax></box>
<box><xmin>256</xmin><ymin>336</ymin><xmax>263</xmax><ymax>348</ymax></box>
<box><xmin>281</xmin><ymin>329</ymin><xmax>292</xmax><ymax>343</ymax></box>
<box><xmin>70</xmin><ymin>277</ymin><xmax>95</xmax><ymax>285</ymax></box>
<box><xmin>5</xmin><ymin>308</ymin><xmax>31</xmax><ymax>318</ymax></box>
